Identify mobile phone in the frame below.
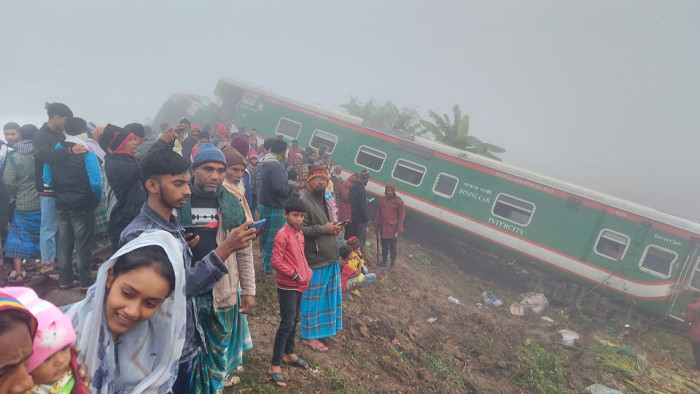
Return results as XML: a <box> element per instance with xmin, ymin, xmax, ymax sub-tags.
<box><xmin>248</xmin><ymin>218</ymin><xmax>267</xmax><ymax>229</ymax></box>
<box><xmin>183</xmin><ymin>227</ymin><xmax>196</xmax><ymax>241</ymax></box>
<box><xmin>335</xmin><ymin>220</ymin><xmax>349</xmax><ymax>226</ymax></box>
<box><xmin>173</xmin><ymin>124</ymin><xmax>185</xmax><ymax>135</ymax></box>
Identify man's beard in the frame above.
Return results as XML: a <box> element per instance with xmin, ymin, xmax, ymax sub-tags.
<box><xmin>227</xmin><ymin>179</ymin><xmax>246</xmax><ymax>195</ymax></box>
<box><xmin>311</xmin><ymin>187</ymin><xmax>325</xmax><ymax>198</ymax></box>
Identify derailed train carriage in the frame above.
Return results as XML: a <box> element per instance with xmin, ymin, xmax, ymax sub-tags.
<box><xmin>154</xmin><ymin>77</ymin><xmax>700</xmax><ymax>324</ymax></box>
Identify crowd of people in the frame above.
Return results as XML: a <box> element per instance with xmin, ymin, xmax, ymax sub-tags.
<box><xmin>0</xmin><ymin>101</ymin><xmax>405</xmax><ymax>392</ymax></box>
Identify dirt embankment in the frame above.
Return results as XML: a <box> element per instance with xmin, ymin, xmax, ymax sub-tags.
<box><xmin>236</xmin><ymin>226</ymin><xmax>700</xmax><ymax>393</ymax></box>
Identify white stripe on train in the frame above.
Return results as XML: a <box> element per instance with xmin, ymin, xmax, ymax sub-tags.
<box><xmin>363</xmin><ymin>180</ymin><xmax>673</xmax><ymax>301</ymax></box>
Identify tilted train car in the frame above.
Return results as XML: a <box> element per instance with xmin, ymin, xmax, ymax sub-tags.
<box><xmin>156</xmin><ymin>78</ymin><xmax>700</xmax><ymax>324</ymax></box>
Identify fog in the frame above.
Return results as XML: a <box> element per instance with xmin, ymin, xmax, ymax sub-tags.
<box><xmin>2</xmin><ymin>1</ymin><xmax>699</xmax><ymax>221</ymax></box>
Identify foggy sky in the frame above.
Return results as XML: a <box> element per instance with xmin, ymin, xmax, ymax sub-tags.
<box><xmin>2</xmin><ymin>1</ymin><xmax>699</xmax><ymax>221</ymax></box>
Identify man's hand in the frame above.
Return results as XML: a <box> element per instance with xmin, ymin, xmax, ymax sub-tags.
<box><xmin>215</xmin><ymin>221</ymin><xmax>257</xmax><ymax>260</ymax></box>
<box><xmin>71</xmin><ymin>144</ymin><xmax>87</xmax><ymax>154</ymax></box>
<box><xmin>324</xmin><ymin>222</ymin><xmax>342</xmax><ymax>235</ymax></box>
<box><xmin>239</xmin><ymin>295</ymin><xmax>256</xmax><ymax>314</ymax></box>
<box><xmin>159</xmin><ymin>128</ymin><xmax>177</xmax><ymax>143</ymax></box>
<box><xmin>185</xmin><ymin>233</ymin><xmax>200</xmax><ymax>248</ymax></box>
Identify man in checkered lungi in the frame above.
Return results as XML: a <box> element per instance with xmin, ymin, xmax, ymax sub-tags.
<box><xmin>257</xmin><ymin>139</ymin><xmax>293</xmax><ymax>275</ymax></box>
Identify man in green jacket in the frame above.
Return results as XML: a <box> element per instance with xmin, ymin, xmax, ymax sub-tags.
<box><xmin>299</xmin><ymin>165</ymin><xmax>343</xmax><ymax>352</ymax></box>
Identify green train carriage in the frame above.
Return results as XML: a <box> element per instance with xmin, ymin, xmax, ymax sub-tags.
<box><xmin>158</xmin><ymin>77</ymin><xmax>700</xmax><ymax>324</ymax></box>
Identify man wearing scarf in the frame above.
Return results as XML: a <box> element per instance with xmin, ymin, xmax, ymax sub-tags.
<box><xmin>375</xmin><ymin>182</ymin><xmax>405</xmax><ymax>269</ymax></box>
<box><xmin>177</xmin><ymin>143</ymin><xmax>256</xmax><ymax>392</ymax></box>
<box><xmin>222</xmin><ymin>146</ymin><xmax>253</xmax><ymax>221</ymax></box>
<box><xmin>104</xmin><ymin>123</ymin><xmax>146</xmax><ymax>253</ymax></box>
<box><xmin>299</xmin><ymin>165</ymin><xmax>343</xmax><ymax>352</ymax></box>
<box><xmin>258</xmin><ymin>139</ymin><xmax>293</xmax><ymax>275</ymax></box>
<box><xmin>3</xmin><ymin>124</ymin><xmax>41</xmax><ymax>283</ymax></box>
<box><xmin>43</xmin><ymin>117</ymin><xmax>102</xmax><ymax>291</ymax></box>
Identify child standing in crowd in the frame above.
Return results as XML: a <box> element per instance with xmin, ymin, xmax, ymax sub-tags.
<box><xmin>2</xmin><ymin>287</ymin><xmax>89</xmax><ymax>393</ymax></box>
<box><xmin>66</xmin><ymin>231</ymin><xmax>187</xmax><ymax>393</ymax></box>
<box><xmin>268</xmin><ymin>197</ymin><xmax>312</xmax><ymax>387</ymax></box>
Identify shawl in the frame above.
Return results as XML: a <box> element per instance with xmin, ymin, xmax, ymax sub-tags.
<box><xmin>177</xmin><ymin>181</ymin><xmax>245</xmax><ymax>233</ymax></box>
<box><xmin>14</xmin><ymin>140</ymin><xmax>34</xmax><ymax>154</ymax></box>
<box><xmin>223</xmin><ymin>179</ymin><xmax>253</xmax><ymax>222</ymax></box>
<box><xmin>64</xmin><ymin>133</ymin><xmax>90</xmax><ymax>148</ymax></box>
<box><xmin>65</xmin><ymin>231</ymin><xmax>187</xmax><ymax>394</ymax></box>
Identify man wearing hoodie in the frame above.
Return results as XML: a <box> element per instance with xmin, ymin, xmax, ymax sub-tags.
<box><xmin>374</xmin><ymin>183</ymin><xmax>405</xmax><ymax>269</ymax></box>
<box><xmin>43</xmin><ymin>117</ymin><xmax>101</xmax><ymax>291</ymax></box>
<box><xmin>103</xmin><ymin>123</ymin><xmax>146</xmax><ymax>252</ymax></box>
<box><xmin>258</xmin><ymin>139</ymin><xmax>293</xmax><ymax>275</ymax></box>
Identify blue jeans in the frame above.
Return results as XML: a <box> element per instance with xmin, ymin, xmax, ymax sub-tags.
<box><xmin>56</xmin><ymin>207</ymin><xmax>96</xmax><ymax>287</ymax></box>
<box><xmin>40</xmin><ymin>195</ymin><xmax>58</xmax><ymax>264</ymax></box>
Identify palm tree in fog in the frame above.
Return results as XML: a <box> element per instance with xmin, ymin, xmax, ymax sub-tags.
<box><xmin>420</xmin><ymin>104</ymin><xmax>505</xmax><ymax>161</ymax></box>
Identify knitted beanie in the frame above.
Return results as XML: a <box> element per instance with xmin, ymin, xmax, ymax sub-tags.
<box><xmin>222</xmin><ymin>146</ymin><xmax>246</xmax><ymax>168</ymax></box>
<box><xmin>356</xmin><ymin>169</ymin><xmax>371</xmax><ymax>180</ymax></box>
<box><xmin>0</xmin><ymin>288</ymin><xmax>38</xmax><ymax>339</ymax></box>
<box><xmin>192</xmin><ymin>143</ymin><xmax>226</xmax><ymax>168</ymax></box>
<box><xmin>230</xmin><ymin>134</ymin><xmax>250</xmax><ymax>157</ymax></box>
<box><xmin>306</xmin><ymin>165</ymin><xmax>329</xmax><ymax>183</ymax></box>
<box><xmin>64</xmin><ymin>117</ymin><xmax>88</xmax><ymax>136</ymax></box>
<box><xmin>347</xmin><ymin>236</ymin><xmax>361</xmax><ymax>250</ymax></box>
<box><xmin>3</xmin><ymin>287</ymin><xmax>76</xmax><ymax>373</ymax></box>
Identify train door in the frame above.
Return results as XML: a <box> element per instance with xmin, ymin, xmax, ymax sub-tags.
<box><xmin>666</xmin><ymin>242</ymin><xmax>700</xmax><ymax>320</ymax></box>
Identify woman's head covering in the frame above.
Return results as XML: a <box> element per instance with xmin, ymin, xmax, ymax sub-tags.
<box><xmin>0</xmin><ymin>288</ymin><xmax>38</xmax><ymax>339</ymax></box>
<box><xmin>65</xmin><ymin>231</ymin><xmax>187</xmax><ymax>394</ymax></box>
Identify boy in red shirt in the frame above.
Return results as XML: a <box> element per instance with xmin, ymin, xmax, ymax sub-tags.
<box><xmin>268</xmin><ymin>197</ymin><xmax>313</xmax><ymax>387</ymax></box>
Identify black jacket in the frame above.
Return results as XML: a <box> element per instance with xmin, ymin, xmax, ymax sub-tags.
<box><xmin>33</xmin><ymin>123</ymin><xmax>69</xmax><ymax>195</ymax></box>
<box><xmin>47</xmin><ymin>141</ymin><xmax>102</xmax><ymax>210</ymax></box>
<box><xmin>105</xmin><ymin>153</ymin><xmax>146</xmax><ymax>230</ymax></box>
<box><xmin>349</xmin><ymin>181</ymin><xmax>369</xmax><ymax>224</ymax></box>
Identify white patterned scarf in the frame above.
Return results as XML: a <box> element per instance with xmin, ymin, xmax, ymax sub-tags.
<box><xmin>65</xmin><ymin>231</ymin><xmax>186</xmax><ymax>394</ymax></box>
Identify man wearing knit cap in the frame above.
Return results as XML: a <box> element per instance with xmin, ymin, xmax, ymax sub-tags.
<box><xmin>177</xmin><ymin>143</ymin><xmax>256</xmax><ymax>391</ymax></box>
<box><xmin>349</xmin><ymin>169</ymin><xmax>371</xmax><ymax>254</ymax></box>
<box><xmin>300</xmin><ymin>164</ymin><xmax>343</xmax><ymax>352</ymax></box>
<box><xmin>230</xmin><ymin>134</ymin><xmax>254</xmax><ymax>214</ymax></box>
<box><xmin>222</xmin><ymin>146</ymin><xmax>253</xmax><ymax>221</ymax></box>
<box><xmin>43</xmin><ymin>117</ymin><xmax>102</xmax><ymax>291</ymax></box>
<box><xmin>104</xmin><ymin>123</ymin><xmax>147</xmax><ymax>253</ymax></box>
<box><xmin>213</xmin><ymin>123</ymin><xmax>232</xmax><ymax>149</ymax></box>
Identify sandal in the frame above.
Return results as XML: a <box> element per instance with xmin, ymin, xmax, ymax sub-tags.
<box><xmin>59</xmin><ymin>282</ymin><xmax>79</xmax><ymax>290</ymax></box>
<box><xmin>267</xmin><ymin>371</ymin><xmax>286</xmax><ymax>387</ymax></box>
<box><xmin>302</xmin><ymin>340</ymin><xmax>328</xmax><ymax>352</ymax></box>
<box><xmin>284</xmin><ymin>357</ymin><xmax>309</xmax><ymax>369</ymax></box>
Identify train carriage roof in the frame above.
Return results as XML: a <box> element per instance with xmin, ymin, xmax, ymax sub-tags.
<box><xmin>218</xmin><ymin>77</ymin><xmax>700</xmax><ymax>236</ymax></box>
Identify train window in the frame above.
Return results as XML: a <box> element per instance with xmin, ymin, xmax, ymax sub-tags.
<box><xmin>355</xmin><ymin>146</ymin><xmax>386</xmax><ymax>171</ymax></box>
<box><xmin>309</xmin><ymin>129</ymin><xmax>338</xmax><ymax>154</ymax></box>
<box><xmin>491</xmin><ymin>193</ymin><xmax>535</xmax><ymax>226</ymax></box>
<box><xmin>638</xmin><ymin>245</ymin><xmax>678</xmax><ymax>278</ymax></box>
<box><xmin>392</xmin><ymin>159</ymin><xmax>426</xmax><ymax>186</ymax></box>
<box><xmin>241</xmin><ymin>94</ymin><xmax>257</xmax><ymax>106</ymax></box>
<box><xmin>433</xmin><ymin>173</ymin><xmax>459</xmax><ymax>198</ymax></box>
<box><xmin>594</xmin><ymin>230</ymin><xmax>630</xmax><ymax>261</ymax></box>
<box><xmin>275</xmin><ymin>117</ymin><xmax>302</xmax><ymax>140</ymax></box>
